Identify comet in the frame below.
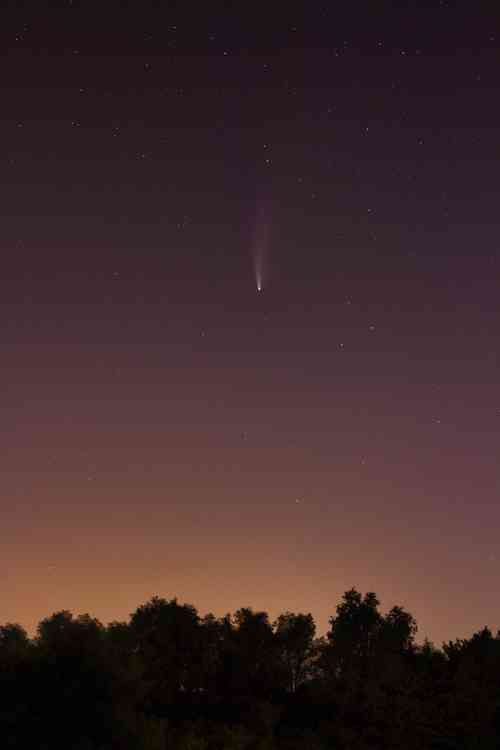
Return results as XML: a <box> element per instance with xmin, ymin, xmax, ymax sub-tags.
<box><xmin>255</xmin><ymin>267</ymin><xmax>263</xmax><ymax>293</ymax></box>
<box><xmin>251</xmin><ymin>196</ymin><xmax>271</xmax><ymax>293</ymax></box>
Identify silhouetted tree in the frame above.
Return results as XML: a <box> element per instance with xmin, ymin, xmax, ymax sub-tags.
<box><xmin>274</xmin><ymin>612</ymin><xmax>316</xmax><ymax>693</ymax></box>
<box><xmin>0</xmin><ymin>623</ymin><xmax>36</xmax><ymax>748</ymax></box>
<box><xmin>0</xmin><ymin>623</ymin><xmax>30</xmax><ymax>660</ymax></box>
<box><xmin>34</xmin><ymin>610</ymin><xmax>136</xmax><ymax>749</ymax></box>
<box><xmin>319</xmin><ymin>589</ymin><xmax>382</xmax><ymax>685</ymax></box>
<box><xmin>441</xmin><ymin>627</ymin><xmax>500</xmax><ymax>747</ymax></box>
<box><xmin>130</xmin><ymin>596</ymin><xmax>202</xmax><ymax>721</ymax></box>
<box><xmin>231</xmin><ymin>608</ymin><xmax>279</xmax><ymax>699</ymax></box>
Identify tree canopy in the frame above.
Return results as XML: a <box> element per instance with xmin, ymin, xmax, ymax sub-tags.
<box><xmin>1</xmin><ymin>588</ymin><xmax>499</xmax><ymax>749</ymax></box>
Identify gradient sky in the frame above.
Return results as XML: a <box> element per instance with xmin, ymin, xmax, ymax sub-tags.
<box><xmin>3</xmin><ymin>5</ymin><xmax>500</xmax><ymax>646</ymax></box>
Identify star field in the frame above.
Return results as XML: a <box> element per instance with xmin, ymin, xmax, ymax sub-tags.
<box><xmin>2</xmin><ymin>5</ymin><xmax>500</xmax><ymax>645</ymax></box>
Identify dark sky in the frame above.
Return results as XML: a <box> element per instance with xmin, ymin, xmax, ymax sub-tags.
<box><xmin>3</xmin><ymin>4</ymin><xmax>500</xmax><ymax>645</ymax></box>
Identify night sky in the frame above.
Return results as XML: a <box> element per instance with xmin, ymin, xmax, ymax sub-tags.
<box><xmin>3</xmin><ymin>5</ymin><xmax>500</xmax><ymax>646</ymax></box>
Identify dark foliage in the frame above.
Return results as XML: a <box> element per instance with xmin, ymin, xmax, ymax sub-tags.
<box><xmin>1</xmin><ymin>591</ymin><xmax>499</xmax><ymax>748</ymax></box>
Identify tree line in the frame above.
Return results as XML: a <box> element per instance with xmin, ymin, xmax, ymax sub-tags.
<box><xmin>2</xmin><ymin>588</ymin><xmax>500</xmax><ymax>749</ymax></box>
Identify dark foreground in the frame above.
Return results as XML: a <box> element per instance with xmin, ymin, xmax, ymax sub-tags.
<box><xmin>2</xmin><ymin>589</ymin><xmax>499</xmax><ymax>749</ymax></box>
